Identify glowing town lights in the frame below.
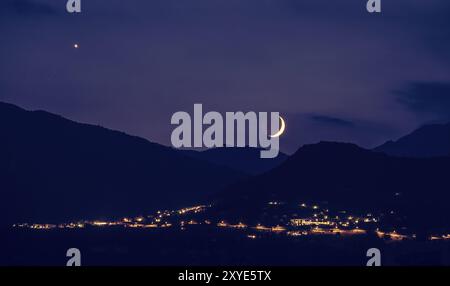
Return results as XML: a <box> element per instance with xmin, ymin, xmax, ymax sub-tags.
<box><xmin>228</xmin><ymin>222</ymin><xmax>247</xmax><ymax>229</ymax></box>
<box><xmin>287</xmin><ymin>231</ymin><xmax>308</xmax><ymax>237</ymax></box>
<box><xmin>177</xmin><ymin>205</ymin><xmax>207</xmax><ymax>215</ymax></box>
<box><xmin>290</xmin><ymin>219</ymin><xmax>333</xmax><ymax>227</ymax></box>
<box><xmin>375</xmin><ymin>230</ymin><xmax>385</xmax><ymax>238</ymax></box>
<box><xmin>29</xmin><ymin>224</ymin><xmax>56</xmax><ymax>230</ymax></box>
<box><xmin>217</xmin><ymin>221</ymin><xmax>228</xmax><ymax>227</ymax></box>
<box><xmin>388</xmin><ymin>232</ymin><xmax>407</xmax><ymax>241</ymax></box>
<box><xmin>310</xmin><ymin>228</ymin><xmax>327</xmax><ymax>234</ymax></box>
<box><xmin>376</xmin><ymin>230</ymin><xmax>410</xmax><ymax>241</ymax></box>
<box><xmin>126</xmin><ymin>224</ymin><xmax>141</xmax><ymax>228</ymax></box>
<box><xmin>144</xmin><ymin>224</ymin><xmax>158</xmax><ymax>228</ymax></box>
<box><xmin>125</xmin><ymin>223</ymin><xmax>158</xmax><ymax>229</ymax></box>
<box><xmin>271</xmin><ymin>225</ymin><xmax>286</xmax><ymax>232</ymax></box>
<box><xmin>92</xmin><ymin>221</ymin><xmax>108</xmax><ymax>226</ymax></box>
<box><xmin>350</xmin><ymin>229</ymin><xmax>366</xmax><ymax>234</ymax></box>
<box><xmin>429</xmin><ymin>234</ymin><xmax>450</xmax><ymax>240</ymax></box>
<box><xmin>13</xmin><ymin>203</ymin><xmax>445</xmax><ymax>243</ymax></box>
<box><xmin>254</xmin><ymin>224</ymin><xmax>271</xmax><ymax>231</ymax></box>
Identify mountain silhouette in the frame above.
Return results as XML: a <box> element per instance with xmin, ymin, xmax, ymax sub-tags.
<box><xmin>0</xmin><ymin>102</ymin><xmax>245</xmax><ymax>226</ymax></box>
<box><xmin>183</xmin><ymin>148</ymin><xmax>288</xmax><ymax>175</ymax></box>
<box><xmin>374</xmin><ymin>123</ymin><xmax>450</xmax><ymax>158</ymax></box>
<box><xmin>213</xmin><ymin>142</ymin><xmax>450</xmax><ymax>232</ymax></box>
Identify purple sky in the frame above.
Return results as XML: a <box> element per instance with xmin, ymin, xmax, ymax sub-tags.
<box><xmin>1</xmin><ymin>0</ymin><xmax>450</xmax><ymax>153</ymax></box>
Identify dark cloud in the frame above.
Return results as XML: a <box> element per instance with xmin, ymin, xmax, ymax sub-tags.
<box><xmin>309</xmin><ymin>115</ymin><xmax>355</xmax><ymax>128</ymax></box>
<box><xmin>0</xmin><ymin>0</ymin><xmax>57</xmax><ymax>17</ymax></box>
<box><xmin>396</xmin><ymin>82</ymin><xmax>450</xmax><ymax>120</ymax></box>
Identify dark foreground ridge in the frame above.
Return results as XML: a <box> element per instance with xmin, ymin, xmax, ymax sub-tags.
<box><xmin>0</xmin><ymin>101</ymin><xmax>245</xmax><ymax>226</ymax></box>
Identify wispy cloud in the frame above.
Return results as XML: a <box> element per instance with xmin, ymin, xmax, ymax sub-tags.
<box><xmin>395</xmin><ymin>81</ymin><xmax>450</xmax><ymax>120</ymax></box>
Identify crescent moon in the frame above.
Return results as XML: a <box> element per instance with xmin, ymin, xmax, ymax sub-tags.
<box><xmin>270</xmin><ymin>116</ymin><xmax>286</xmax><ymax>138</ymax></box>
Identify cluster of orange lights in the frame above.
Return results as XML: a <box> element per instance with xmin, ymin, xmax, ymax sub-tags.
<box><xmin>430</xmin><ymin>234</ymin><xmax>450</xmax><ymax>241</ymax></box>
<box><xmin>11</xmin><ymin>203</ymin><xmax>450</xmax><ymax>243</ymax></box>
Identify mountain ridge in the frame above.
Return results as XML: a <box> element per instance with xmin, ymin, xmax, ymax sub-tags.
<box><xmin>374</xmin><ymin>122</ymin><xmax>450</xmax><ymax>158</ymax></box>
<box><xmin>212</xmin><ymin>141</ymin><xmax>450</xmax><ymax>231</ymax></box>
<box><xmin>183</xmin><ymin>147</ymin><xmax>288</xmax><ymax>175</ymax></box>
<box><xmin>0</xmin><ymin>101</ymin><xmax>245</xmax><ymax>226</ymax></box>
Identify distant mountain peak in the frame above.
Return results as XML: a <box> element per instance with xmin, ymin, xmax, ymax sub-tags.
<box><xmin>291</xmin><ymin>141</ymin><xmax>368</xmax><ymax>158</ymax></box>
<box><xmin>183</xmin><ymin>146</ymin><xmax>288</xmax><ymax>175</ymax></box>
<box><xmin>374</xmin><ymin>122</ymin><xmax>450</xmax><ymax>158</ymax></box>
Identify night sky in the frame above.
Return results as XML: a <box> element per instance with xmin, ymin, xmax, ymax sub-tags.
<box><xmin>1</xmin><ymin>0</ymin><xmax>450</xmax><ymax>153</ymax></box>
